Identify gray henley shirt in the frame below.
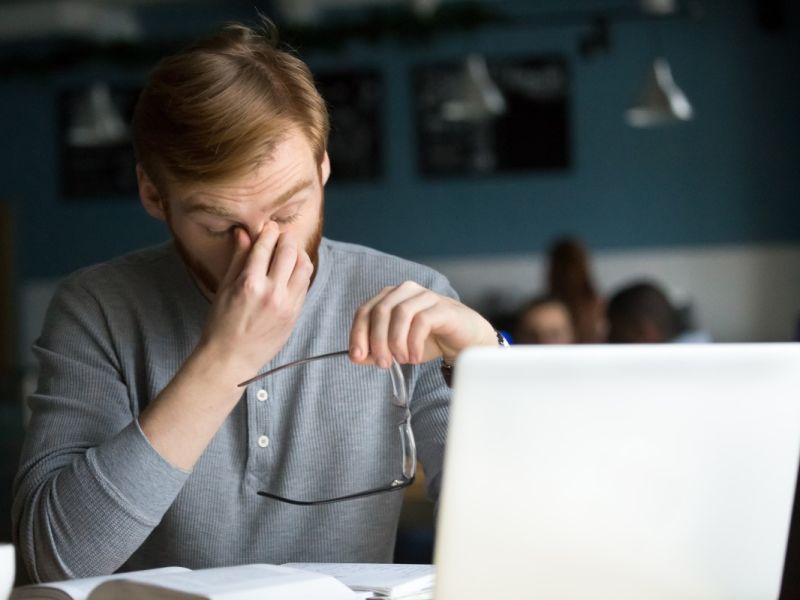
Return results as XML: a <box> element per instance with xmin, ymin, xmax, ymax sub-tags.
<box><xmin>12</xmin><ymin>238</ymin><xmax>453</xmax><ymax>583</ymax></box>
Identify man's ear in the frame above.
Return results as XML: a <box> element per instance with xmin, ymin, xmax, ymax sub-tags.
<box><xmin>137</xmin><ymin>164</ymin><xmax>167</xmax><ymax>221</ymax></box>
<box><xmin>320</xmin><ymin>151</ymin><xmax>331</xmax><ymax>186</ymax></box>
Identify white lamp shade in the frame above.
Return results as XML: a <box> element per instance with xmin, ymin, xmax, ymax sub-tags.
<box><xmin>441</xmin><ymin>54</ymin><xmax>507</xmax><ymax>123</ymax></box>
<box><xmin>67</xmin><ymin>82</ymin><xmax>129</xmax><ymax>147</ymax></box>
<box><xmin>626</xmin><ymin>58</ymin><xmax>693</xmax><ymax>127</ymax></box>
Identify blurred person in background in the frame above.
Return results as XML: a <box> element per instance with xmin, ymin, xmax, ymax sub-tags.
<box><xmin>607</xmin><ymin>280</ymin><xmax>711</xmax><ymax>344</ymax></box>
<box><xmin>512</xmin><ymin>296</ymin><xmax>575</xmax><ymax>344</ymax></box>
<box><xmin>547</xmin><ymin>236</ymin><xmax>606</xmax><ymax>343</ymax></box>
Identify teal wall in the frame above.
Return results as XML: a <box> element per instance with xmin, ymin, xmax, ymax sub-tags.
<box><xmin>0</xmin><ymin>0</ymin><xmax>798</xmax><ymax>282</ymax></box>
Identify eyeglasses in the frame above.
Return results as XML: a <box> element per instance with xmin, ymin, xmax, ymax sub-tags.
<box><xmin>238</xmin><ymin>350</ymin><xmax>416</xmax><ymax>506</ymax></box>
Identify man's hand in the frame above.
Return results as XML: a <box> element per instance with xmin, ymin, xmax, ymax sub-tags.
<box><xmin>348</xmin><ymin>281</ymin><xmax>497</xmax><ymax>369</ymax></box>
<box><xmin>140</xmin><ymin>221</ymin><xmax>312</xmax><ymax>470</ymax></box>
<box><xmin>199</xmin><ymin>221</ymin><xmax>314</xmax><ymax>383</ymax></box>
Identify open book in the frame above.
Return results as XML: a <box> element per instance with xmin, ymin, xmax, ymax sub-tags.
<box><xmin>10</xmin><ymin>563</ymin><xmax>435</xmax><ymax>600</ymax></box>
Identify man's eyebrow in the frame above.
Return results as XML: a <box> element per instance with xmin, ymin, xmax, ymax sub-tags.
<box><xmin>184</xmin><ymin>203</ymin><xmax>237</xmax><ymax>217</ymax></box>
<box><xmin>267</xmin><ymin>179</ymin><xmax>313</xmax><ymax>210</ymax></box>
<box><xmin>184</xmin><ymin>179</ymin><xmax>313</xmax><ymax>217</ymax></box>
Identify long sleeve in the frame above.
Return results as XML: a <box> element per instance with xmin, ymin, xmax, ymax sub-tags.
<box><xmin>11</xmin><ymin>277</ymin><xmax>190</xmax><ymax>583</ymax></box>
<box><xmin>408</xmin><ymin>358</ymin><xmax>450</xmax><ymax>502</ymax></box>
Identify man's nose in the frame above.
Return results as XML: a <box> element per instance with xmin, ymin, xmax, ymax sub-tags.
<box><xmin>241</xmin><ymin>220</ymin><xmax>277</xmax><ymax>242</ymax></box>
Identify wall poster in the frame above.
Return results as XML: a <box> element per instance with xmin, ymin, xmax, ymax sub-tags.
<box><xmin>413</xmin><ymin>56</ymin><xmax>570</xmax><ymax>177</ymax></box>
<box><xmin>59</xmin><ymin>83</ymin><xmax>140</xmax><ymax>200</ymax></box>
<box><xmin>315</xmin><ymin>69</ymin><xmax>383</xmax><ymax>182</ymax></box>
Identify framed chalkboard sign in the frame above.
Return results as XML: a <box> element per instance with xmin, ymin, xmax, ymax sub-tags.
<box><xmin>413</xmin><ymin>56</ymin><xmax>571</xmax><ymax>177</ymax></box>
<box><xmin>315</xmin><ymin>69</ymin><xmax>383</xmax><ymax>182</ymax></box>
<box><xmin>59</xmin><ymin>83</ymin><xmax>140</xmax><ymax>200</ymax></box>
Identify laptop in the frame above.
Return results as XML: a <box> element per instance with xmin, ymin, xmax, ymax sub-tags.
<box><xmin>434</xmin><ymin>344</ymin><xmax>800</xmax><ymax>599</ymax></box>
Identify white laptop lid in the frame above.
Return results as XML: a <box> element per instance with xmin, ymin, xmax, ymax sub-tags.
<box><xmin>434</xmin><ymin>344</ymin><xmax>800</xmax><ymax>600</ymax></box>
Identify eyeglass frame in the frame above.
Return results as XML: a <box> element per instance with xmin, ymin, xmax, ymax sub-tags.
<box><xmin>238</xmin><ymin>350</ymin><xmax>417</xmax><ymax>506</ymax></box>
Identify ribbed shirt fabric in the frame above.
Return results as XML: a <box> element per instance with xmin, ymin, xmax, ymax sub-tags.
<box><xmin>12</xmin><ymin>238</ymin><xmax>453</xmax><ymax>583</ymax></box>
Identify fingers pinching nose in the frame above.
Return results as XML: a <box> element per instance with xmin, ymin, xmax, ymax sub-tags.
<box><xmin>234</xmin><ymin>227</ymin><xmax>250</xmax><ymax>247</ymax></box>
<box><xmin>253</xmin><ymin>221</ymin><xmax>274</xmax><ymax>240</ymax></box>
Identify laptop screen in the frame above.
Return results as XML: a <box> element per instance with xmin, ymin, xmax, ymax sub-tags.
<box><xmin>435</xmin><ymin>344</ymin><xmax>800</xmax><ymax>599</ymax></box>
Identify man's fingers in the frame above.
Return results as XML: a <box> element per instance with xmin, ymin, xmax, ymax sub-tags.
<box><xmin>407</xmin><ymin>304</ymin><xmax>450</xmax><ymax>364</ymax></box>
<box><xmin>349</xmin><ymin>286</ymin><xmax>394</xmax><ymax>363</ymax></box>
<box><xmin>367</xmin><ymin>282</ymin><xmax>426</xmax><ymax>366</ymax></box>
<box><xmin>241</xmin><ymin>221</ymin><xmax>280</xmax><ymax>283</ymax></box>
<box><xmin>268</xmin><ymin>234</ymin><xmax>301</xmax><ymax>288</ymax></box>
<box><xmin>287</xmin><ymin>249</ymin><xmax>314</xmax><ymax>298</ymax></box>
<box><xmin>220</xmin><ymin>227</ymin><xmax>252</xmax><ymax>288</ymax></box>
<box><xmin>387</xmin><ymin>292</ymin><xmax>438</xmax><ymax>364</ymax></box>
<box><xmin>352</xmin><ymin>282</ymin><xmax>426</xmax><ymax>368</ymax></box>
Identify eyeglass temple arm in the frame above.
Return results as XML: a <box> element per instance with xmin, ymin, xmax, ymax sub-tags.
<box><xmin>257</xmin><ymin>476</ymin><xmax>415</xmax><ymax>506</ymax></box>
<box><xmin>237</xmin><ymin>350</ymin><xmax>351</xmax><ymax>387</ymax></box>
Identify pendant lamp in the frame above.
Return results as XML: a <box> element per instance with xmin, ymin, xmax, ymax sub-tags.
<box><xmin>441</xmin><ymin>54</ymin><xmax>507</xmax><ymax>123</ymax></box>
<box><xmin>626</xmin><ymin>57</ymin><xmax>693</xmax><ymax>127</ymax></box>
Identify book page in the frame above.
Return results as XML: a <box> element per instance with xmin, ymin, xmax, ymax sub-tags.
<box><xmin>282</xmin><ymin>564</ymin><xmax>434</xmax><ymax>597</ymax></box>
<box><xmin>89</xmin><ymin>565</ymin><xmax>356</xmax><ymax>600</ymax></box>
<box><xmin>10</xmin><ymin>567</ymin><xmax>189</xmax><ymax>600</ymax></box>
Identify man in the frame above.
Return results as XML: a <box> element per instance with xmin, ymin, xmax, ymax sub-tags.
<box><xmin>12</xmin><ymin>21</ymin><xmax>501</xmax><ymax>583</ymax></box>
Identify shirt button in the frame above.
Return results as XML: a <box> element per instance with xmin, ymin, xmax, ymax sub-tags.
<box><xmin>257</xmin><ymin>435</ymin><xmax>270</xmax><ymax>448</ymax></box>
<box><xmin>256</xmin><ymin>389</ymin><xmax>268</xmax><ymax>401</ymax></box>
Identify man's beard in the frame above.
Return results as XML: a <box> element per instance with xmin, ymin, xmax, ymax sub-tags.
<box><xmin>167</xmin><ymin>206</ymin><xmax>324</xmax><ymax>298</ymax></box>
